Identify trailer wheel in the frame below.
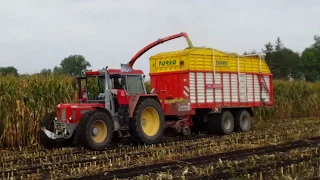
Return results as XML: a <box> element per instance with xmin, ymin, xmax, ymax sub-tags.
<box><xmin>208</xmin><ymin>110</ymin><xmax>234</xmax><ymax>135</ymax></box>
<box><xmin>129</xmin><ymin>98</ymin><xmax>165</xmax><ymax>144</ymax></box>
<box><xmin>235</xmin><ymin>110</ymin><xmax>252</xmax><ymax>132</ymax></box>
<box><xmin>76</xmin><ymin>110</ymin><xmax>113</xmax><ymax>150</ymax></box>
<box><xmin>39</xmin><ymin>112</ymin><xmax>65</xmax><ymax>149</ymax></box>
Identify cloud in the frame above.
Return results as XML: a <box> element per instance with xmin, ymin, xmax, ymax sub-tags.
<box><xmin>0</xmin><ymin>0</ymin><xmax>319</xmax><ymax>74</ymax></box>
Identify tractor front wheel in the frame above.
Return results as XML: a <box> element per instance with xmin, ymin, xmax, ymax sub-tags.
<box><xmin>76</xmin><ymin>110</ymin><xmax>114</xmax><ymax>150</ymax></box>
<box><xmin>129</xmin><ymin>98</ymin><xmax>165</xmax><ymax>144</ymax></box>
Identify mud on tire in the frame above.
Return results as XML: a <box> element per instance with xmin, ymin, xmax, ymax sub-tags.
<box><xmin>75</xmin><ymin>110</ymin><xmax>114</xmax><ymax>151</ymax></box>
<box><xmin>129</xmin><ymin>98</ymin><xmax>165</xmax><ymax>144</ymax></box>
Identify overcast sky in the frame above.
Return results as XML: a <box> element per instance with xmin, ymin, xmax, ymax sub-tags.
<box><xmin>1</xmin><ymin>0</ymin><xmax>319</xmax><ymax>75</ymax></box>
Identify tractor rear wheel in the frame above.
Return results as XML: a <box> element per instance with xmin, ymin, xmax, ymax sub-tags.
<box><xmin>129</xmin><ymin>98</ymin><xmax>165</xmax><ymax>144</ymax></box>
<box><xmin>76</xmin><ymin>110</ymin><xmax>113</xmax><ymax>150</ymax></box>
<box><xmin>39</xmin><ymin>112</ymin><xmax>66</xmax><ymax>149</ymax></box>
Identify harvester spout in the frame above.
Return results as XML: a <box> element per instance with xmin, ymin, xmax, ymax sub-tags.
<box><xmin>126</xmin><ymin>32</ymin><xmax>194</xmax><ymax>69</ymax></box>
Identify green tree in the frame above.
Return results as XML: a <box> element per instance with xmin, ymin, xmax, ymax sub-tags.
<box><xmin>0</xmin><ymin>66</ymin><xmax>18</xmax><ymax>76</ymax></box>
<box><xmin>275</xmin><ymin>37</ymin><xmax>283</xmax><ymax>51</ymax></box>
<box><xmin>262</xmin><ymin>38</ymin><xmax>303</xmax><ymax>80</ymax></box>
<box><xmin>57</xmin><ymin>55</ymin><xmax>91</xmax><ymax>76</ymax></box>
<box><xmin>272</xmin><ymin>48</ymin><xmax>302</xmax><ymax>80</ymax></box>
<box><xmin>299</xmin><ymin>35</ymin><xmax>320</xmax><ymax>82</ymax></box>
<box><xmin>40</xmin><ymin>68</ymin><xmax>52</xmax><ymax>76</ymax></box>
<box><xmin>243</xmin><ymin>50</ymin><xmax>258</xmax><ymax>55</ymax></box>
<box><xmin>262</xmin><ymin>42</ymin><xmax>274</xmax><ymax>70</ymax></box>
<box><xmin>53</xmin><ymin>66</ymin><xmax>64</xmax><ymax>75</ymax></box>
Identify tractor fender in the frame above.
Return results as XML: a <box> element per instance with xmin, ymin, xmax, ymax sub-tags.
<box><xmin>92</xmin><ymin>107</ymin><xmax>119</xmax><ymax>131</ymax></box>
<box><xmin>128</xmin><ymin>94</ymin><xmax>160</xmax><ymax>118</ymax></box>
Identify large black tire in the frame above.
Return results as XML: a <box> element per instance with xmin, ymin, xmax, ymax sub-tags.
<box><xmin>191</xmin><ymin>115</ymin><xmax>208</xmax><ymax>132</ymax></box>
<box><xmin>129</xmin><ymin>98</ymin><xmax>165</xmax><ymax>144</ymax></box>
<box><xmin>234</xmin><ymin>109</ymin><xmax>252</xmax><ymax>132</ymax></box>
<box><xmin>71</xmin><ymin>111</ymin><xmax>93</xmax><ymax>148</ymax></box>
<box><xmin>207</xmin><ymin>113</ymin><xmax>219</xmax><ymax>134</ymax></box>
<box><xmin>207</xmin><ymin>110</ymin><xmax>234</xmax><ymax>135</ymax></box>
<box><xmin>39</xmin><ymin>112</ymin><xmax>65</xmax><ymax>149</ymax></box>
<box><xmin>75</xmin><ymin>110</ymin><xmax>114</xmax><ymax>151</ymax></box>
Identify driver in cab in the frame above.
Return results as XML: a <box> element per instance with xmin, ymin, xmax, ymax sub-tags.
<box><xmin>111</xmin><ymin>78</ymin><xmax>129</xmax><ymax>127</ymax></box>
<box><xmin>111</xmin><ymin>78</ymin><xmax>129</xmax><ymax>105</ymax></box>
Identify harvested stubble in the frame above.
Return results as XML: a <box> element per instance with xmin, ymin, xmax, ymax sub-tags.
<box><xmin>130</xmin><ymin>145</ymin><xmax>320</xmax><ymax>180</ymax></box>
<box><xmin>0</xmin><ymin>117</ymin><xmax>318</xmax><ymax>167</ymax></box>
<box><xmin>0</xmin><ymin>74</ymin><xmax>319</xmax><ymax>148</ymax></box>
<box><xmin>1</xmin><ymin>117</ymin><xmax>320</xmax><ymax>179</ymax></box>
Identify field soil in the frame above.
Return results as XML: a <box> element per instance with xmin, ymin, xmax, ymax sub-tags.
<box><xmin>1</xmin><ymin>117</ymin><xmax>320</xmax><ymax>180</ymax></box>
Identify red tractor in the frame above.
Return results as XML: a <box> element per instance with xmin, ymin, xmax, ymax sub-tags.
<box><xmin>40</xmin><ymin>33</ymin><xmax>193</xmax><ymax>150</ymax></box>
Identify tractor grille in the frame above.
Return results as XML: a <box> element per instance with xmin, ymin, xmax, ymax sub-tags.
<box><xmin>56</xmin><ymin>111</ymin><xmax>60</xmax><ymax>120</ymax></box>
<box><xmin>54</xmin><ymin>120</ymin><xmax>67</xmax><ymax>130</ymax></box>
<box><xmin>55</xmin><ymin>108</ymin><xmax>66</xmax><ymax>120</ymax></box>
<box><xmin>61</xmin><ymin>108</ymin><xmax>66</xmax><ymax>120</ymax></box>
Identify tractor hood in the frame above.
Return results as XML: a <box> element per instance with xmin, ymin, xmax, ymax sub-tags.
<box><xmin>56</xmin><ymin>103</ymin><xmax>105</xmax><ymax>109</ymax></box>
<box><xmin>55</xmin><ymin>103</ymin><xmax>105</xmax><ymax>123</ymax></box>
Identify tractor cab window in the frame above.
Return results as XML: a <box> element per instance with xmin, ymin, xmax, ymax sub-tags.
<box><xmin>124</xmin><ymin>75</ymin><xmax>145</xmax><ymax>94</ymax></box>
<box><xmin>85</xmin><ymin>75</ymin><xmax>106</xmax><ymax>100</ymax></box>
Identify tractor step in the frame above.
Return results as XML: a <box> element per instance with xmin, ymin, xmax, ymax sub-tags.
<box><xmin>117</xmin><ymin>129</ymin><xmax>130</xmax><ymax>138</ymax></box>
<box><xmin>119</xmin><ymin>122</ymin><xmax>129</xmax><ymax>130</ymax></box>
<box><xmin>120</xmin><ymin>126</ymin><xmax>129</xmax><ymax>130</ymax></box>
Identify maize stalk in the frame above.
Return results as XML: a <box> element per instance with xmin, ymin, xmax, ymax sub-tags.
<box><xmin>0</xmin><ymin>74</ymin><xmax>319</xmax><ymax>148</ymax></box>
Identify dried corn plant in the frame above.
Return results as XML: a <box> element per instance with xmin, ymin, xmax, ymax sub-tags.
<box><xmin>256</xmin><ymin>80</ymin><xmax>320</xmax><ymax>120</ymax></box>
<box><xmin>0</xmin><ymin>74</ymin><xmax>77</xmax><ymax>148</ymax></box>
<box><xmin>0</xmin><ymin>74</ymin><xmax>319</xmax><ymax>148</ymax></box>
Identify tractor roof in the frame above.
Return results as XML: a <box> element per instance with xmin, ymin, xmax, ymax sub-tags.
<box><xmin>85</xmin><ymin>68</ymin><xmax>144</xmax><ymax>76</ymax></box>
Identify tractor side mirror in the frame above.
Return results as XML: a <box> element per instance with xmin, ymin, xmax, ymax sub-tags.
<box><xmin>142</xmin><ymin>75</ymin><xmax>146</xmax><ymax>79</ymax></box>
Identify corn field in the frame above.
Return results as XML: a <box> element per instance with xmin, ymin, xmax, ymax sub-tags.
<box><xmin>0</xmin><ymin>75</ymin><xmax>319</xmax><ymax>148</ymax></box>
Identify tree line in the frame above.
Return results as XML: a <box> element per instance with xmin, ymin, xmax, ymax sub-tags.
<box><xmin>0</xmin><ymin>55</ymin><xmax>91</xmax><ymax>77</ymax></box>
<box><xmin>1</xmin><ymin>35</ymin><xmax>319</xmax><ymax>82</ymax></box>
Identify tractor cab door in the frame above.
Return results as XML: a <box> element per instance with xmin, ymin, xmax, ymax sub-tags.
<box><xmin>108</xmin><ymin>74</ymin><xmax>146</xmax><ymax>111</ymax></box>
<box><xmin>120</xmin><ymin>75</ymin><xmax>146</xmax><ymax>95</ymax></box>
<box><xmin>109</xmin><ymin>74</ymin><xmax>123</xmax><ymax>112</ymax></box>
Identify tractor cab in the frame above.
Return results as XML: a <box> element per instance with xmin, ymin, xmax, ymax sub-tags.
<box><xmin>77</xmin><ymin>68</ymin><xmax>147</xmax><ymax>104</ymax></box>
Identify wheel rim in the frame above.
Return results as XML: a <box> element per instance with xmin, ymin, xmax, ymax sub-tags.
<box><xmin>91</xmin><ymin>120</ymin><xmax>107</xmax><ymax>143</ymax></box>
<box><xmin>141</xmin><ymin>107</ymin><xmax>160</xmax><ymax>136</ymax></box>
<box><xmin>241</xmin><ymin>116</ymin><xmax>249</xmax><ymax>128</ymax></box>
<box><xmin>223</xmin><ymin>117</ymin><xmax>231</xmax><ymax>130</ymax></box>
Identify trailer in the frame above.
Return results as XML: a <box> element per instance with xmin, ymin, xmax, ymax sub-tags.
<box><xmin>148</xmin><ymin>47</ymin><xmax>273</xmax><ymax>135</ymax></box>
<box><xmin>39</xmin><ymin>32</ymin><xmax>274</xmax><ymax>150</ymax></box>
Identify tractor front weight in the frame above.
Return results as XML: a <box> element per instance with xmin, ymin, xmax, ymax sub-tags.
<box><xmin>41</xmin><ymin>118</ymin><xmax>75</xmax><ymax>140</ymax></box>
